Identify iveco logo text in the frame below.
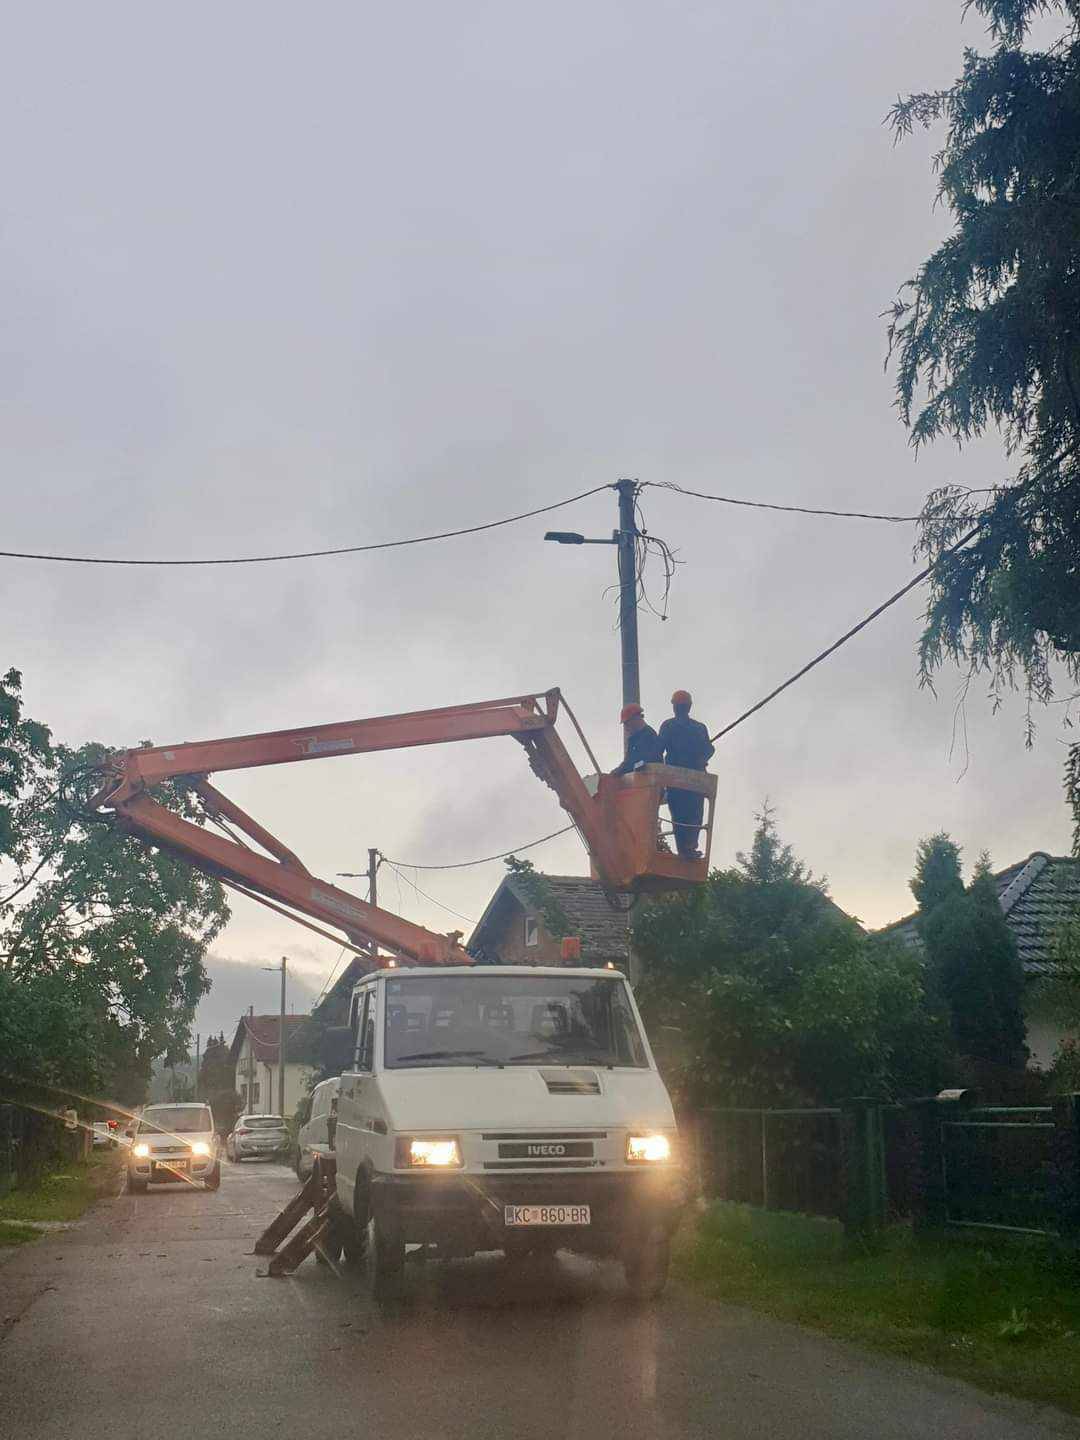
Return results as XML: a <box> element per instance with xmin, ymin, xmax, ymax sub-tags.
<box><xmin>527</xmin><ymin>1144</ymin><xmax>566</xmax><ymax>1157</ymax></box>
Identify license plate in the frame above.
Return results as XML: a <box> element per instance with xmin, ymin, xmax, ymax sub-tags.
<box><xmin>504</xmin><ymin>1204</ymin><xmax>591</xmax><ymax>1227</ymax></box>
<box><xmin>154</xmin><ymin>1159</ymin><xmax>188</xmax><ymax>1172</ymax></box>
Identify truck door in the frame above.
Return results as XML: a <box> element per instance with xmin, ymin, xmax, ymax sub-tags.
<box><xmin>337</xmin><ymin>985</ymin><xmax>377</xmax><ymax>1197</ymax></box>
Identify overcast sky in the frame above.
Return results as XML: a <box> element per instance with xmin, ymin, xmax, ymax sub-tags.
<box><xmin>3</xmin><ymin>2</ymin><xmax>1075</xmax><ymax>1008</ymax></box>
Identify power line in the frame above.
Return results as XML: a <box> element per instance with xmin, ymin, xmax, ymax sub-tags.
<box><xmin>710</xmin><ymin>524</ymin><xmax>982</xmax><ymax>743</ymax></box>
<box><xmin>381</xmin><ymin>859</ymin><xmax>477</xmax><ymax>927</ymax></box>
<box><xmin>0</xmin><ymin>484</ymin><xmax>613</xmax><ymax>567</ymax></box>
<box><xmin>708</xmin><ymin>443</ymin><xmax>1080</xmax><ymax>741</ymax></box>
<box><xmin>379</xmin><ymin>824</ymin><xmax>576</xmax><ymax>872</ymax></box>
<box><xmin>645</xmin><ymin>480</ymin><xmax>922</xmax><ymax>523</ymax></box>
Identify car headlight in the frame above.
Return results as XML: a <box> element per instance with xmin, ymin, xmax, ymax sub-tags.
<box><xmin>191</xmin><ymin>1141</ymin><xmax>211</xmax><ymax>1157</ymax></box>
<box><xmin>626</xmin><ymin>1133</ymin><xmax>672</xmax><ymax>1164</ymax></box>
<box><xmin>394</xmin><ymin>1136</ymin><xmax>462</xmax><ymax>1168</ymax></box>
<box><xmin>132</xmin><ymin>1143</ymin><xmax>150</xmax><ymax>1159</ymax></box>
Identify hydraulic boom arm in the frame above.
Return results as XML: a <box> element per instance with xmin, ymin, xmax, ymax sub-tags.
<box><xmin>89</xmin><ymin>690</ymin><xmax>633</xmax><ymax>967</ymax></box>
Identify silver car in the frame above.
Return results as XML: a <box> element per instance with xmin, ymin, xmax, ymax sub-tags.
<box><xmin>226</xmin><ymin>1114</ymin><xmax>290</xmax><ymax>1162</ymax></box>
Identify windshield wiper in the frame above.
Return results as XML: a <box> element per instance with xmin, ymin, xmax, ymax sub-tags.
<box><xmin>394</xmin><ymin>1049</ymin><xmax>504</xmax><ymax>1067</ymax></box>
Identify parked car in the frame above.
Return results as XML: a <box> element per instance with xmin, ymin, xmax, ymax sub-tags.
<box><xmin>294</xmin><ymin>1078</ymin><xmax>339</xmax><ymax>1180</ymax></box>
<box><xmin>226</xmin><ymin>1114</ymin><xmax>290</xmax><ymax>1163</ymax></box>
<box><xmin>92</xmin><ymin>1120</ymin><xmax>119</xmax><ymax>1149</ymax></box>
<box><xmin>127</xmin><ymin>1103</ymin><xmax>220</xmax><ymax>1192</ymax></box>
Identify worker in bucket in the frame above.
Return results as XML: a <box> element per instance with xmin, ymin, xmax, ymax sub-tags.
<box><xmin>611</xmin><ymin>702</ymin><xmax>663</xmax><ymax>776</ymax></box>
<box><xmin>658</xmin><ymin>690</ymin><xmax>714</xmax><ymax>858</ymax></box>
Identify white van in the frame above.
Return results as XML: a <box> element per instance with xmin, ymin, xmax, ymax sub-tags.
<box><xmin>330</xmin><ymin>965</ymin><xmax>685</xmax><ymax>1299</ymax></box>
<box><xmin>295</xmin><ymin>1077</ymin><xmax>340</xmax><ymax>1180</ymax></box>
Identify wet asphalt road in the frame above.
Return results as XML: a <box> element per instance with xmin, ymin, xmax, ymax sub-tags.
<box><xmin>2</xmin><ymin>1159</ymin><xmax>1079</xmax><ymax>1440</ymax></box>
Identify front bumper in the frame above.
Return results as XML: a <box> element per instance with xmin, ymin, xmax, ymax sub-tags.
<box><xmin>130</xmin><ymin>1153</ymin><xmax>216</xmax><ymax>1182</ymax></box>
<box><xmin>372</xmin><ymin>1168</ymin><xmax>688</xmax><ymax>1256</ymax></box>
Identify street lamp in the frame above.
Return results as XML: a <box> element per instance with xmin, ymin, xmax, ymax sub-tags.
<box><xmin>544</xmin><ymin>479</ymin><xmax>641</xmax><ymax>714</ymax></box>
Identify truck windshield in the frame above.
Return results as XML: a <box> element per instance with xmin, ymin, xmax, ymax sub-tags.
<box><xmin>138</xmin><ymin>1106</ymin><xmax>212</xmax><ymax>1134</ymax></box>
<box><xmin>383</xmin><ymin>974</ymin><xmax>649</xmax><ymax>1069</ymax></box>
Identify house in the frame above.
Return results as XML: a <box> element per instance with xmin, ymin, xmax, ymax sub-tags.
<box><xmin>467</xmin><ymin>873</ymin><xmax>637</xmax><ymax>977</ymax></box>
<box><xmin>878</xmin><ymin>851</ymin><xmax>1080</xmax><ymax>1068</ymax></box>
<box><xmin>229</xmin><ymin>1013</ymin><xmax>321</xmax><ymax>1117</ymax></box>
<box><xmin>312</xmin><ymin>957</ymin><xmax>371</xmax><ymax>1028</ymax></box>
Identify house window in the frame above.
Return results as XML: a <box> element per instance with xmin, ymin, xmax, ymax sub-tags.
<box><xmin>524</xmin><ymin>915</ymin><xmax>540</xmax><ymax>948</ymax></box>
<box><xmin>249</xmin><ymin>1082</ymin><xmax>260</xmax><ymax>1106</ymax></box>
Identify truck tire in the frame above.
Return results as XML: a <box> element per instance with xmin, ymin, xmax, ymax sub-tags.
<box><xmin>623</xmin><ymin>1230</ymin><xmax>670</xmax><ymax>1302</ymax></box>
<box><xmin>370</xmin><ymin>1210</ymin><xmax>405</xmax><ymax>1301</ymax></box>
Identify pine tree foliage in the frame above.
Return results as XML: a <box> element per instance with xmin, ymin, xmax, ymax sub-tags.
<box><xmin>887</xmin><ymin>1</ymin><xmax>1080</xmax><ymax>810</ymax></box>
<box><xmin>910</xmin><ymin>834</ymin><xmax>1027</xmax><ymax>1070</ymax></box>
<box><xmin>910</xmin><ymin>833</ymin><xmax>966</xmax><ymax>916</ymax></box>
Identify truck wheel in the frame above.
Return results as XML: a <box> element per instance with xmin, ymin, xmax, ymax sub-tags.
<box><xmin>370</xmin><ymin>1211</ymin><xmax>405</xmax><ymax>1301</ymax></box>
<box><xmin>623</xmin><ymin>1231</ymin><xmax>670</xmax><ymax>1301</ymax></box>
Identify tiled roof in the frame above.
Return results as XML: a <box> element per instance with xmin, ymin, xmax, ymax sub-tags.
<box><xmin>229</xmin><ymin>1014</ymin><xmax>322</xmax><ymax>1065</ymax></box>
<box><xmin>878</xmin><ymin>852</ymin><xmax>1080</xmax><ymax>974</ymax></box>
<box><xmin>470</xmin><ymin>874</ymin><xmax>632</xmax><ymax>962</ymax></box>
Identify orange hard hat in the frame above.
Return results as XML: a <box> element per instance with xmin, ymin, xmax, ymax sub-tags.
<box><xmin>620</xmin><ymin>703</ymin><xmax>644</xmax><ymax>722</ymax></box>
<box><xmin>671</xmin><ymin>689</ymin><xmax>692</xmax><ymax>706</ymax></box>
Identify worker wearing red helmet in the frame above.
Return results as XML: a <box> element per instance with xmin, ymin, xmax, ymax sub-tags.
<box><xmin>610</xmin><ymin>702</ymin><xmax>664</xmax><ymax>776</ymax></box>
<box><xmin>658</xmin><ymin>690</ymin><xmax>714</xmax><ymax>858</ymax></box>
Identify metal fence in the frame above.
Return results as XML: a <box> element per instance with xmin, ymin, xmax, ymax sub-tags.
<box><xmin>693</xmin><ymin>1095</ymin><xmax>1080</xmax><ymax>1242</ymax></box>
<box><xmin>695</xmin><ymin>1106</ymin><xmax>846</xmax><ymax>1220</ymax></box>
<box><xmin>939</xmin><ymin>1106</ymin><xmax>1061</xmax><ymax>1236</ymax></box>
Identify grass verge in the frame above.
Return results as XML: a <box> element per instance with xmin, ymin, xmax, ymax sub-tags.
<box><xmin>0</xmin><ymin>1221</ymin><xmax>42</xmax><ymax>1247</ymax></box>
<box><xmin>0</xmin><ymin>1151</ymin><xmax>121</xmax><ymax>1227</ymax></box>
<box><xmin>675</xmin><ymin>1202</ymin><xmax>1080</xmax><ymax>1415</ymax></box>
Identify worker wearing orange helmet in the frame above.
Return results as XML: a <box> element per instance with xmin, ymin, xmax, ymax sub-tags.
<box><xmin>658</xmin><ymin>690</ymin><xmax>714</xmax><ymax>858</ymax></box>
<box><xmin>611</xmin><ymin>702</ymin><xmax>664</xmax><ymax>777</ymax></box>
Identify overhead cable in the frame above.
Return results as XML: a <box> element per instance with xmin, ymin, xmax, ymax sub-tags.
<box><xmin>379</xmin><ymin>824</ymin><xmax>576</xmax><ymax>872</ymax></box>
<box><xmin>381</xmin><ymin>859</ymin><xmax>477</xmax><ymax>926</ymax></box>
<box><xmin>0</xmin><ymin>484</ymin><xmax>613</xmax><ymax>566</ymax></box>
<box><xmin>645</xmin><ymin>481</ymin><xmax>922</xmax><ymax>522</ymax></box>
<box><xmin>710</xmin><ymin>524</ymin><xmax>982</xmax><ymax>742</ymax></box>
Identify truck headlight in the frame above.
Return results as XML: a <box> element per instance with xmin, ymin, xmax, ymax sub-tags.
<box><xmin>132</xmin><ymin>1143</ymin><xmax>150</xmax><ymax>1159</ymax></box>
<box><xmin>191</xmin><ymin>1141</ymin><xmax>211</xmax><ymax>1157</ymax></box>
<box><xmin>626</xmin><ymin>1133</ymin><xmax>672</xmax><ymax>1164</ymax></box>
<box><xmin>395</xmin><ymin>1137</ymin><xmax>462</xmax><ymax>1168</ymax></box>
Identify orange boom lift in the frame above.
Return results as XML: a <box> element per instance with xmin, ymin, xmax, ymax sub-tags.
<box><xmin>88</xmin><ymin>688</ymin><xmax>716</xmax><ymax>967</ymax></box>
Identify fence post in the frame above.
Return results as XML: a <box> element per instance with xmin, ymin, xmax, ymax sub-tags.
<box><xmin>908</xmin><ymin>1088</ymin><xmax>976</xmax><ymax>1235</ymax></box>
<box><xmin>1051</xmin><ymin>1093</ymin><xmax>1080</xmax><ymax>1243</ymax></box>
<box><xmin>842</xmin><ymin>1098</ymin><xmax>886</xmax><ymax>1244</ymax></box>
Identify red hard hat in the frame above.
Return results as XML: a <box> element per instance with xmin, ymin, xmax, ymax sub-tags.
<box><xmin>671</xmin><ymin>689</ymin><xmax>692</xmax><ymax>706</ymax></box>
<box><xmin>620</xmin><ymin>703</ymin><xmax>644</xmax><ymax>722</ymax></box>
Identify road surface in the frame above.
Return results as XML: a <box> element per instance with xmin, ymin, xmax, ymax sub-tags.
<box><xmin>1</xmin><ymin>1159</ymin><xmax>1077</xmax><ymax>1440</ymax></box>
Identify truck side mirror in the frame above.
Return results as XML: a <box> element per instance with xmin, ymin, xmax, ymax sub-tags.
<box><xmin>321</xmin><ymin>1026</ymin><xmax>354</xmax><ymax>1073</ymax></box>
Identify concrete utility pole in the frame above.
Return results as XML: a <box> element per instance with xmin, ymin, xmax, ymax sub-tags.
<box><xmin>247</xmin><ymin>1004</ymin><xmax>255</xmax><ymax>1110</ymax></box>
<box><xmin>277</xmin><ymin>958</ymin><xmax>287</xmax><ymax>1119</ymax></box>
<box><xmin>544</xmin><ymin>478</ymin><xmax>642</xmax><ymax>741</ymax></box>
<box><xmin>194</xmin><ymin>1033</ymin><xmax>200</xmax><ymax>1101</ymax></box>
<box><xmin>615</xmin><ymin>478</ymin><xmax>641</xmax><ymax>710</ymax></box>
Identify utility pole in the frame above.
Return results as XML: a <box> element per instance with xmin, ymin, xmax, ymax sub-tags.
<box><xmin>337</xmin><ymin>850</ymin><xmax>382</xmax><ymax>963</ymax></box>
<box><xmin>278</xmin><ymin>958</ymin><xmax>287</xmax><ymax>1119</ymax></box>
<box><xmin>247</xmin><ymin>1004</ymin><xmax>255</xmax><ymax>1110</ymax></box>
<box><xmin>615</xmin><ymin>478</ymin><xmax>641</xmax><ymax>709</ymax></box>
<box><xmin>194</xmin><ymin>1033</ymin><xmax>200</xmax><ymax>1102</ymax></box>
<box><xmin>544</xmin><ymin>478</ymin><xmax>642</xmax><ymax>738</ymax></box>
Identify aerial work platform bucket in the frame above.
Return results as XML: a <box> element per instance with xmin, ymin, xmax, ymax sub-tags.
<box><xmin>587</xmin><ymin>763</ymin><xmax>717</xmax><ymax>893</ymax></box>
